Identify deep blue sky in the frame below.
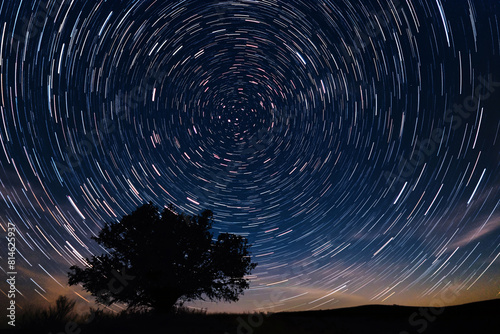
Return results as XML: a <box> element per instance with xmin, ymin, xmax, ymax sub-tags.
<box><xmin>0</xmin><ymin>0</ymin><xmax>499</xmax><ymax>313</ymax></box>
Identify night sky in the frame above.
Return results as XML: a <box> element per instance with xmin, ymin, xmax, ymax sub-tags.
<box><xmin>1</xmin><ymin>0</ymin><xmax>499</xmax><ymax>314</ymax></box>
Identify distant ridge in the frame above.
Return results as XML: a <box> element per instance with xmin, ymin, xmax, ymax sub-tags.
<box><xmin>279</xmin><ymin>297</ymin><xmax>500</xmax><ymax>316</ymax></box>
<box><xmin>262</xmin><ymin>298</ymin><xmax>500</xmax><ymax>333</ymax></box>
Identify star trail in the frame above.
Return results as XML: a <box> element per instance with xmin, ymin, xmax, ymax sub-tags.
<box><xmin>0</xmin><ymin>0</ymin><xmax>499</xmax><ymax>313</ymax></box>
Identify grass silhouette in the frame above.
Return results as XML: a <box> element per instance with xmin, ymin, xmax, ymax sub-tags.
<box><xmin>18</xmin><ymin>296</ymin><xmax>77</xmax><ymax>330</ymax></box>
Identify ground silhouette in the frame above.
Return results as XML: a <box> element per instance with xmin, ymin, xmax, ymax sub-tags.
<box><xmin>3</xmin><ymin>298</ymin><xmax>498</xmax><ymax>333</ymax></box>
<box><xmin>67</xmin><ymin>202</ymin><xmax>257</xmax><ymax>313</ymax></box>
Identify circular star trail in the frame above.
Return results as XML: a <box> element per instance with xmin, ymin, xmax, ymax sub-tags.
<box><xmin>0</xmin><ymin>0</ymin><xmax>499</xmax><ymax>312</ymax></box>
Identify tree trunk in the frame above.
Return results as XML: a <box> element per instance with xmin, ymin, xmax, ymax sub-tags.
<box><xmin>153</xmin><ymin>293</ymin><xmax>181</xmax><ymax>314</ymax></box>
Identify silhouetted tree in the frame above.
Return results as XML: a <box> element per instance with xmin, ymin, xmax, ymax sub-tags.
<box><xmin>68</xmin><ymin>203</ymin><xmax>257</xmax><ymax>313</ymax></box>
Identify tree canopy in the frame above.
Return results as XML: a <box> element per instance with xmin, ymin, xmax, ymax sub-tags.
<box><xmin>68</xmin><ymin>203</ymin><xmax>257</xmax><ymax>313</ymax></box>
